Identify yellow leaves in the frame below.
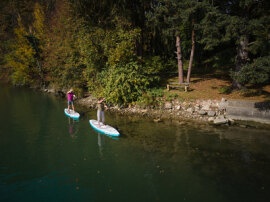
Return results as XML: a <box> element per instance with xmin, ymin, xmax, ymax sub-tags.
<box><xmin>14</xmin><ymin>16</ymin><xmax>27</xmax><ymax>41</ymax></box>
<box><xmin>5</xmin><ymin>14</ymin><xmax>37</xmax><ymax>85</ymax></box>
<box><xmin>33</xmin><ymin>2</ymin><xmax>45</xmax><ymax>36</ymax></box>
<box><xmin>105</xmin><ymin>28</ymin><xmax>141</xmax><ymax>67</ymax></box>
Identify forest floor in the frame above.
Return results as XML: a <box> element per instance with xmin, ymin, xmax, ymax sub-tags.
<box><xmin>166</xmin><ymin>73</ymin><xmax>270</xmax><ymax>102</ymax></box>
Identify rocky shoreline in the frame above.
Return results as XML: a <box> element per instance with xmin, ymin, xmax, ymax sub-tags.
<box><xmin>43</xmin><ymin>88</ymin><xmax>270</xmax><ymax>128</ymax></box>
<box><xmin>76</xmin><ymin>95</ymin><xmax>269</xmax><ymax>127</ymax></box>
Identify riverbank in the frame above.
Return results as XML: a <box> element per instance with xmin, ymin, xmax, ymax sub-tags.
<box><xmin>76</xmin><ymin>94</ymin><xmax>270</xmax><ymax>128</ymax></box>
<box><xmin>2</xmin><ymin>77</ymin><xmax>269</xmax><ymax>128</ymax></box>
<box><xmin>96</xmin><ymin>75</ymin><xmax>269</xmax><ymax>127</ymax></box>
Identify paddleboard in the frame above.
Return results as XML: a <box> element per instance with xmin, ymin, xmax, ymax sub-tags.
<box><xmin>89</xmin><ymin>119</ymin><xmax>120</xmax><ymax>137</ymax></box>
<box><xmin>64</xmin><ymin>108</ymin><xmax>80</xmax><ymax>119</ymax></box>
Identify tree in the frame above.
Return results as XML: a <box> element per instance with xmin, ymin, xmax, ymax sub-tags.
<box><xmin>2</xmin><ymin>0</ymin><xmax>269</xmax><ymax>103</ymax></box>
<box><xmin>231</xmin><ymin>56</ymin><xmax>270</xmax><ymax>85</ymax></box>
<box><xmin>146</xmin><ymin>0</ymin><xmax>207</xmax><ymax>84</ymax></box>
<box><xmin>0</xmin><ymin>0</ymin><xmax>37</xmax><ymax>78</ymax></box>
<box><xmin>176</xmin><ymin>35</ymin><xmax>184</xmax><ymax>83</ymax></box>
<box><xmin>5</xmin><ymin>15</ymin><xmax>35</xmax><ymax>85</ymax></box>
<box><xmin>95</xmin><ymin>17</ymin><xmax>162</xmax><ymax>104</ymax></box>
<box><xmin>43</xmin><ymin>0</ymin><xmax>87</xmax><ymax>90</ymax></box>
<box><xmin>30</xmin><ymin>2</ymin><xmax>46</xmax><ymax>86</ymax></box>
<box><xmin>200</xmin><ymin>0</ymin><xmax>270</xmax><ymax>88</ymax></box>
<box><xmin>146</xmin><ymin>0</ymin><xmax>185</xmax><ymax>83</ymax></box>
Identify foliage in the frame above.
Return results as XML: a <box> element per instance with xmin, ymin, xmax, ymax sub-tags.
<box><xmin>137</xmin><ymin>88</ymin><xmax>164</xmax><ymax>107</ymax></box>
<box><xmin>5</xmin><ymin>15</ymin><xmax>36</xmax><ymax>85</ymax></box>
<box><xmin>0</xmin><ymin>0</ymin><xmax>269</xmax><ymax>102</ymax></box>
<box><xmin>231</xmin><ymin>56</ymin><xmax>270</xmax><ymax>85</ymax></box>
<box><xmin>85</xmin><ymin>16</ymin><xmax>165</xmax><ymax>104</ymax></box>
<box><xmin>200</xmin><ymin>0</ymin><xmax>270</xmax><ymax>87</ymax></box>
<box><xmin>78</xmin><ymin>27</ymin><xmax>107</xmax><ymax>92</ymax></box>
<box><xmin>218</xmin><ymin>86</ymin><xmax>232</xmax><ymax>94</ymax></box>
<box><xmin>43</xmin><ymin>0</ymin><xmax>87</xmax><ymax>90</ymax></box>
<box><xmin>165</xmin><ymin>92</ymin><xmax>179</xmax><ymax>101</ymax></box>
<box><xmin>99</xmin><ymin>59</ymin><xmax>161</xmax><ymax>105</ymax></box>
<box><xmin>32</xmin><ymin>2</ymin><xmax>45</xmax><ymax>40</ymax></box>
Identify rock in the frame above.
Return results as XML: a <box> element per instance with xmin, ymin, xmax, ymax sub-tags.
<box><xmin>141</xmin><ymin>109</ymin><xmax>148</xmax><ymax>114</ymax></box>
<box><xmin>186</xmin><ymin>107</ymin><xmax>194</xmax><ymax>113</ymax></box>
<box><xmin>194</xmin><ymin>106</ymin><xmax>200</xmax><ymax>112</ymax></box>
<box><xmin>181</xmin><ymin>102</ymin><xmax>190</xmax><ymax>110</ymax></box>
<box><xmin>154</xmin><ymin>118</ymin><xmax>161</xmax><ymax>122</ymax></box>
<box><xmin>213</xmin><ymin>115</ymin><xmax>228</xmax><ymax>125</ymax></box>
<box><xmin>218</xmin><ymin>98</ymin><xmax>228</xmax><ymax>110</ymax></box>
<box><xmin>57</xmin><ymin>90</ymin><xmax>65</xmax><ymax>97</ymax></box>
<box><xmin>164</xmin><ymin>102</ymin><xmax>172</xmax><ymax>109</ymax></box>
<box><xmin>131</xmin><ymin>108</ymin><xmax>137</xmax><ymax>113</ymax></box>
<box><xmin>228</xmin><ymin>118</ymin><xmax>235</xmax><ymax>125</ymax></box>
<box><xmin>239</xmin><ymin>124</ymin><xmax>247</xmax><ymax>128</ymax></box>
<box><xmin>47</xmin><ymin>89</ymin><xmax>55</xmax><ymax>93</ymax></box>
<box><xmin>207</xmin><ymin>111</ymin><xmax>216</xmax><ymax>117</ymax></box>
<box><xmin>201</xmin><ymin>105</ymin><xmax>210</xmax><ymax>111</ymax></box>
<box><xmin>198</xmin><ymin>110</ymin><xmax>207</xmax><ymax>115</ymax></box>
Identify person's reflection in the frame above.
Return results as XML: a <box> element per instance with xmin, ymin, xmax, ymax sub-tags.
<box><xmin>98</xmin><ymin>133</ymin><xmax>105</xmax><ymax>158</ymax></box>
<box><xmin>68</xmin><ymin>117</ymin><xmax>76</xmax><ymax>138</ymax></box>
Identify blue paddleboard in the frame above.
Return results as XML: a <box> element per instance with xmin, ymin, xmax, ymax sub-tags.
<box><xmin>64</xmin><ymin>108</ymin><xmax>80</xmax><ymax>119</ymax></box>
<box><xmin>89</xmin><ymin>119</ymin><xmax>120</xmax><ymax>137</ymax></box>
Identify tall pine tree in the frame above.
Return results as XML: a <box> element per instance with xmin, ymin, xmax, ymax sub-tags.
<box><xmin>200</xmin><ymin>0</ymin><xmax>270</xmax><ymax>87</ymax></box>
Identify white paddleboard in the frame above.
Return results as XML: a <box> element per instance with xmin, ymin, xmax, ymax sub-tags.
<box><xmin>89</xmin><ymin>119</ymin><xmax>120</xmax><ymax>137</ymax></box>
<box><xmin>64</xmin><ymin>108</ymin><xmax>80</xmax><ymax>119</ymax></box>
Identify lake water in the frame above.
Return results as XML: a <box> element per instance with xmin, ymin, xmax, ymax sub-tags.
<box><xmin>0</xmin><ymin>84</ymin><xmax>269</xmax><ymax>202</ymax></box>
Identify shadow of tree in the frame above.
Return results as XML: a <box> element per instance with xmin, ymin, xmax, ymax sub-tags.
<box><xmin>241</xmin><ymin>89</ymin><xmax>270</xmax><ymax>99</ymax></box>
<box><xmin>255</xmin><ymin>100</ymin><xmax>270</xmax><ymax>111</ymax></box>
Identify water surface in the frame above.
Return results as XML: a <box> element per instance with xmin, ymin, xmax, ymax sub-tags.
<box><xmin>0</xmin><ymin>85</ymin><xmax>269</xmax><ymax>202</ymax></box>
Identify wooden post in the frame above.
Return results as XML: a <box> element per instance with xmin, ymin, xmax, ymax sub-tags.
<box><xmin>184</xmin><ymin>84</ymin><xmax>188</xmax><ymax>92</ymax></box>
<box><xmin>167</xmin><ymin>84</ymin><xmax>170</xmax><ymax>91</ymax></box>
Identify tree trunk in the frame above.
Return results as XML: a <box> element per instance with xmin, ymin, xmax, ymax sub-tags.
<box><xmin>176</xmin><ymin>35</ymin><xmax>183</xmax><ymax>83</ymax></box>
<box><xmin>233</xmin><ymin>35</ymin><xmax>249</xmax><ymax>89</ymax></box>
<box><xmin>186</xmin><ymin>21</ymin><xmax>195</xmax><ymax>83</ymax></box>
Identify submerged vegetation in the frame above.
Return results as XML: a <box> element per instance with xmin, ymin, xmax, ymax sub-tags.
<box><xmin>0</xmin><ymin>0</ymin><xmax>269</xmax><ymax>105</ymax></box>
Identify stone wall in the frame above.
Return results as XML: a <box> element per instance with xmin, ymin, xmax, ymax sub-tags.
<box><xmin>226</xmin><ymin>100</ymin><xmax>270</xmax><ymax>124</ymax></box>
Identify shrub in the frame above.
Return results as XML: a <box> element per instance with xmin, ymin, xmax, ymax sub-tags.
<box><xmin>231</xmin><ymin>56</ymin><xmax>270</xmax><ymax>86</ymax></box>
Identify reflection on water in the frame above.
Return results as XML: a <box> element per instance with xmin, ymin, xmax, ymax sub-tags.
<box><xmin>67</xmin><ymin>118</ymin><xmax>79</xmax><ymax>138</ymax></box>
<box><xmin>112</xmin><ymin>115</ymin><xmax>270</xmax><ymax>202</ymax></box>
<box><xmin>0</xmin><ymin>84</ymin><xmax>269</xmax><ymax>202</ymax></box>
<box><xmin>97</xmin><ymin>133</ymin><xmax>105</xmax><ymax>158</ymax></box>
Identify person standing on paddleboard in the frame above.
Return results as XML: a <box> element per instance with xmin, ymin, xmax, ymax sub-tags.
<box><xmin>67</xmin><ymin>88</ymin><xmax>76</xmax><ymax>113</ymax></box>
<box><xmin>97</xmin><ymin>97</ymin><xmax>107</xmax><ymax>127</ymax></box>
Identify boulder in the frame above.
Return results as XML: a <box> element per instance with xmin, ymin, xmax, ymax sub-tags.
<box><xmin>164</xmin><ymin>102</ymin><xmax>172</xmax><ymax>109</ymax></box>
<box><xmin>198</xmin><ymin>110</ymin><xmax>207</xmax><ymax>115</ymax></box>
<box><xmin>207</xmin><ymin>111</ymin><xmax>216</xmax><ymax>117</ymax></box>
<box><xmin>186</xmin><ymin>107</ymin><xmax>194</xmax><ymax>113</ymax></box>
<box><xmin>213</xmin><ymin>115</ymin><xmax>228</xmax><ymax>125</ymax></box>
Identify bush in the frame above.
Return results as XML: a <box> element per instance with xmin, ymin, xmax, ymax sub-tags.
<box><xmin>137</xmin><ymin>88</ymin><xmax>164</xmax><ymax>107</ymax></box>
<box><xmin>231</xmin><ymin>56</ymin><xmax>270</xmax><ymax>86</ymax></box>
<box><xmin>99</xmin><ymin>61</ymin><xmax>151</xmax><ymax>105</ymax></box>
<box><xmin>165</xmin><ymin>92</ymin><xmax>179</xmax><ymax>101</ymax></box>
<box><xmin>218</xmin><ymin>86</ymin><xmax>232</xmax><ymax>94</ymax></box>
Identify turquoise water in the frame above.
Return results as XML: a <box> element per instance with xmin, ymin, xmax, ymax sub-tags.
<box><xmin>0</xmin><ymin>84</ymin><xmax>269</xmax><ymax>202</ymax></box>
